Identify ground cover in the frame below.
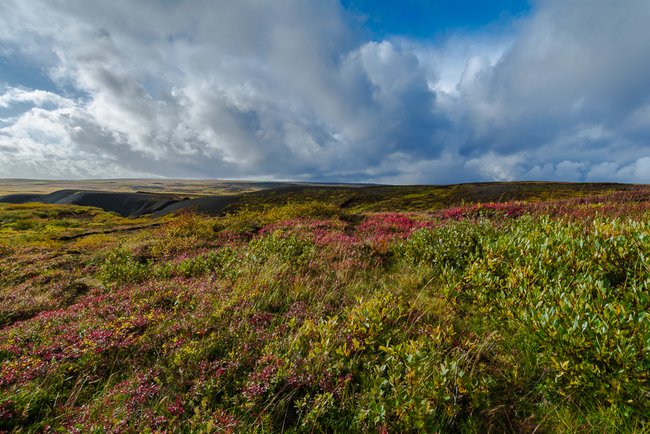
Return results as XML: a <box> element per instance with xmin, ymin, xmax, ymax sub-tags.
<box><xmin>0</xmin><ymin>189</ymin><xmax>648</xmax><ymax>432</ymax></box>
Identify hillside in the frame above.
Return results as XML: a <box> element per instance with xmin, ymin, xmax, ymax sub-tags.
<box><xmin>0</xmin><ymin>183</ymin><xmax>648</xmax><ymax>432</ymax></box>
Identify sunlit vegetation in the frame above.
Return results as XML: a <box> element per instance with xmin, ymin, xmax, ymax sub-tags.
<box><xmin>0</xmin><ymin>189</ymin><xmax>648</xmax><ymax>432</ymax></box>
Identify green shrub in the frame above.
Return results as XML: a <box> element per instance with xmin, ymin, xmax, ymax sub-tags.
<box><xmin>397</xmin><ymin>222</ymin><xmax>493</xmax><ymax>271</ymax></box>
<box><xmin>99</xmin><ymin>249</ymin><xmax>151</xmax><ymax>285</ymax></box>
<box><xmin>12</xmin><ymin>219</ymin><xmax>38</xmax><ymax>231</ymax></box>
<box><xmin>248</xmin><ymin>233</ymin><xmax>315</xmax><ymax>266</ymax></box>
<box><xmin>462</xmin><ymin>216</ymin><xmax>650</xmax><ymax>415</ymax></box>
<box><xmin>48</xmin><ymin>218</ymin><xmax>81</xmax><ymax>228</ymax></box>
<box><xmin>176</xmin><ymin>247</ymin><xmax>239</xmax><ymax>278</ymax></box>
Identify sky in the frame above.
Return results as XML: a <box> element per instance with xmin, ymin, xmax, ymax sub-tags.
<box><xmin>0</xmin><ymin>0</ymin><xmax>649</xmax><ymax>183</ymax></box>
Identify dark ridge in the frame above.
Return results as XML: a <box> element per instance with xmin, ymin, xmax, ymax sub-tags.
<box><xmin>152</xmin><ymin>195</ymin><xmax>242</xmax><ymax>217</ymax></box>
<box><xmin>0</xmin><ymin>193</ymin><xmax>44</xmax><ymax>203</ymax></box>
<box><xmin>41</xmin><ymin>190</ymin><xmax>185</xmax><ymax>217</ymax></box>
<box><xmin>0</xmin><ymin>190</ymin><xmax>185</xmax><ymax>217</ymax></box>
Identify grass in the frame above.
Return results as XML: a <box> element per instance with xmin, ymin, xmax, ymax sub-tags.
<box><xmin>0</xmin><ymin>187</ymin><xmax>648</xmax><ymax>432</ymax></box>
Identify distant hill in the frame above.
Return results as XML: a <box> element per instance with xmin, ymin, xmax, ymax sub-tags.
<box><xmin>0</xmin><ymin>181</ymin><xmax>641</xmax><ymax>218</ymax></box>
<box><xmin>0</xmin><ymin>190</ymin><xmax>183</xmax><ymax>217</ymax></box>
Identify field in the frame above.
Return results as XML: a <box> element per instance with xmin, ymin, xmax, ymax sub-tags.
<box><xmin>0</xmin><ymin>179</ymin><xmax>299</xmax><ymax>197</ymax></box>
<box><xmin>0</xmin><ymin>182</ymin><xmax>648</xmax><ymax>432</ymax></box>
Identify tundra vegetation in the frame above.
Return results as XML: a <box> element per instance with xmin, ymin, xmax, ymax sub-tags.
<box><xmin>0</xmin><ymin>187</ymin><xmax>648</xmax><ymax>432</ymax></box>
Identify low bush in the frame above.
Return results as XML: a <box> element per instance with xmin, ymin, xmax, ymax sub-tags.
<box><xmin>176</xmin><ymin>247</ymin><xmax>239</xmax><ymax>279</ymax></box>
<box><xmin>248</xmin><ymin>233</ymin><xmax>315</xmax><ymax>266</ymax></box>
<box><xmin>397</xmin><ymin>221</ymin><xmax>494</xmax><ymax>271</ymax></box>
<box><xmin>99</xmin><ymin>249</ymin><xmax>152</xmax><ymax>285</ymax></box>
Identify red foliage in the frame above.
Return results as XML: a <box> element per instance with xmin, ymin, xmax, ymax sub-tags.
<box><xmin>167</xmin><ymin>396</ymin><xmax>185</xmax><ymax>416</ymax></box>
<box><xmin>357</xmin><ymin>213</ymin><xmax>434</xmax><ymax>243</ymax></box>
<box><xmin>243</xmin><ymin>355</ymin><xmax>283</xmax><ymax>401</ymax></box>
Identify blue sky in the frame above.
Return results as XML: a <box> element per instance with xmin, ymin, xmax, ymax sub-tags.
<box><xmin>342</xmin><ymin>0</ymin><xmax>531</xmax><ymax>38</ymax></box>
<box><xmin>0</xmin><ymin>0</ymin><xmax>649</xmax><ymax>183</ymax></box>
<box><xmin>0</xmin><ymin>55</ymin><xmax>54</xmax><ymax>92</ymax></box>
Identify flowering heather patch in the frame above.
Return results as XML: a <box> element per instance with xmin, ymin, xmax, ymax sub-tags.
<box><xmin>243</xmin><ymin>354</ymin><xmax>284</xmax><ymax>401</ymax></box>
<box><xmin>0</xmin><ymin>190</ymin><xmax>648</xmax><ymax>432</ymax></box>
<box><xmin>356</xmin><ymin>212</ymin><xmax>435</xmax><ymax>243</ymax></box>
<box><xmin>434</xmin><ymin>189</ymin><xmax>650</xmax><ymax>222</ymax></box>
<box><xmin>259</xmin><ymin>214</ymin><xmax>435</xmax><ymax>249</ymax></box>
<box><xmin>436</xmin><ymin>202</ymin><xmax>526</xmax><ymax>221</ymax></box>
<box><xmin>167</xmin><ymin>396</ymin><xmax>185</xmax><ymax>416</ymax></box>
<box><xmin>260</xmin><ymin>218</ymin><xmax>346</xmax><ymax>235</ymax></box>
<box><xmin>312</xmin><ymin>229</ymin><xmax>358</xmax><ymax>247</ymax></box>
<box><xmin>260</xmin><ymin>217</ymin><xmax>361</xmax><ymax>248</ymax></box>
<box><xmin>527</xmin><ymin>189</ymin><xmax>650</xmax><ymax>220</ymax></box>
<box><xmin>211</xmin><ymin>409</ymin><xmax>239</xmax><ymax>433</ymax></box>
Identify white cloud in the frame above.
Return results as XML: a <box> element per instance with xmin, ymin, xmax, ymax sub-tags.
<box><xmin>0</xmin><ymin>101</ymin><xmax>148</xmax><ymax>178</ymax></box>
<box><xmin>0</xmin><ymin>0</ymin><xmax>648</xmax><ymax>183</ymax></box>
<box><xmin>0</xmin><ymin>87</ymin><xmax>73</xmax><ymax>109</ymax></box>
<box><xmin>464</xmin><ymin>152</ymin><xmax>525</xmax><ymax>181</ymax></box>
<box><xmin>586</xmin><ymin>157</ymin><xmax>650</xmax><ymax>183</ymax></box>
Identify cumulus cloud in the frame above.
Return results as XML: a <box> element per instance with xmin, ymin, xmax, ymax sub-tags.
<box><xmin>451</xmin><ymin>0</ymin><xmax>650</xmax><ymax>180</ymax></box>
<box><xmin>0</xmin><ymin>0</ymin><xmax>648</xmax><ymax>182</ymax></box>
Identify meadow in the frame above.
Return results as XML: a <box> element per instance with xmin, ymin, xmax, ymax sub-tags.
<box><xmin>0</xmin><ymin>186</ymin><xmax>648</xmax><ymax>432</ymax></box>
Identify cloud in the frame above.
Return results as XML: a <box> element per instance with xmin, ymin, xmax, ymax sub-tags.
<box><xmin>0</xmin><ymin>0</ymin><xmax>648</xmax><ymax>183</ymax></box>
<box><xmin>0</xmin><ymin>87</ymin><xmax>73</xmax><ymax>109</ymax></box>
<box><xmin>452</xmin><ymin>0</ymin><xmax>650</xmax><ymax>174</ymax></box>
<box><xmin>586</xmin><ymin>158</ymin><xmax>650</xmax><ymax>184</ymax></box>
